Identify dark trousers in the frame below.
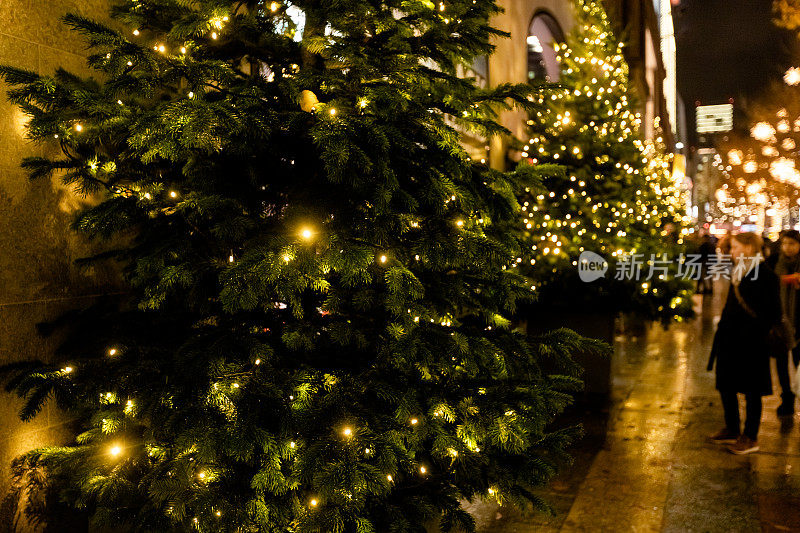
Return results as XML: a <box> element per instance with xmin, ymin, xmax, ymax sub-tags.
<box><xmin>776</xmin><ymin>346</ymin><xmax>800</xmax><ymax>400</ymax></box>
<box><xmin>696</xmin><ymin>272</ymin><xmax>712</xmax><ymax>293</ymax></box>
<box><xmin>720</xmin><ymin>390</ymin><xmax>763</xmax><ymax>440</ymax></box>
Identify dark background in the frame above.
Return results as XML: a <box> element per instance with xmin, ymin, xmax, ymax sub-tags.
<box><xmin>674</xmin><ymin>0</ymin><xmax>796</xmax><ymax>145</ymax></box>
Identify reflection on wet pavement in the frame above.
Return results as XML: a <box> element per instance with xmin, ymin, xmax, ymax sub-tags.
<box><xmin>469</xmin><ymin>287</ymin><xmax>800</xmax><ymax>532</ymax></box>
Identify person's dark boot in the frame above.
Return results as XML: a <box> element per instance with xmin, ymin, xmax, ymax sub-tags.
<box><xmin>777</xmin><ymin>393</ymin><xmax>796</xmax><ymax>417</ymax></box>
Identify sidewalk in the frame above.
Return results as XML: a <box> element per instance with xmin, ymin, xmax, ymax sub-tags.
<box><xmin>471</xmin><ymin>288</ymin><xmax>800</xmax><ymax>532</ymax></box>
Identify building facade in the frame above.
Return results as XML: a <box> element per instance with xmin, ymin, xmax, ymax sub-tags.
<box><xmin>0</xmin><ymin>0</ymin><xmax>119</xmax><ymax>506</ymax></box>
<box><xmin>487</xmin><ymin>0</ymin><xmax>677</xmax><ymax>169</ymax></box>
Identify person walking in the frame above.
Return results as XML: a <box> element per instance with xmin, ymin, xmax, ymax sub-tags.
<box><xmin>708</xmin><ymin>232</ymin><xmax>782</xmax><ymax>455</ymax></box>
<box><xmin>766</xmin><ymin>229</ymin><xmax>800</xmax><ymax>416</ymax></box>
<box><xmin>697</xmin><ymin>230</ymin><xmax>716</xmax><ymax>295</ymax></box>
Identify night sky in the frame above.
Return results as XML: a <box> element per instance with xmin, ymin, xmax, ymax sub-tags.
<box><xmin>674</xmin><ymin>0</ymin><xmax>796</xmax><ymax>143</ymax></box>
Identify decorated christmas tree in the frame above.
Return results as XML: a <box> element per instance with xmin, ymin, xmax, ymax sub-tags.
<box><xmin>516</xmin><ymin>0</ymin><xmax>693</xmax><ymax>323</ymax></box>
<box><xmin>0</xmin><ymin>0</ymin><xmax>602</xmax><ymax>530</ymax></box>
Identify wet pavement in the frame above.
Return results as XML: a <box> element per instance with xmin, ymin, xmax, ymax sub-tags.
<box><xmin>468</xmin><ymin>287</ymin><xmax>800</xmax><ymax>532</ymax></box>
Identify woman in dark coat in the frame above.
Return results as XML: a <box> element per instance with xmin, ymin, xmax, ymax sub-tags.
<box><xmin>708</xmin><ymin>232</ymin><xmax>782</xmax><ymax>455</ymax></box>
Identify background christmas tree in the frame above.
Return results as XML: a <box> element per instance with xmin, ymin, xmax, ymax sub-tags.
<box><xmin>516</xmin><ymin>0</ymin><xmax>693</xmax><ymax>323</ymax></box>
<box><xmin>0</xmin><ymin>0</ymin><xmax>603</xmax><ymax>531</ymax></box>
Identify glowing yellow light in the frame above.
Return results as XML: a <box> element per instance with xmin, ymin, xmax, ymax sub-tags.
<box><xmin>329</xmin><ymin>108</ymin><xmax>337</xmax><ymax>116</ymax></box>
<box><xmin>455</xmin><ymin>220</ymin><xmax>464</xmax><ymax>227</ymax></box>
<box><xmin>74</xmin><ymin>124</ymin><xmax>83</xmax><ymax>132</ymax></box>
<box><xmin>410</xmin><ymin>418</ymin><xmax>418</xmax><ymax>425</ymax></box>
<box><xmin>751</xmin><ymin>122</ymin><xmax>776</xmax><ymax>142</ymax></box>
<box><xmin>254</xmin><ymin>358</ymin><xmax>261</xmax><ymax>365</ymax></box>
<box><xmin>188</xmin><ymin>91</ymin><xmax>194</xmax><ymax>98</ymax></box>
<box><xmin>109</xmin><ymin>445</ymin><xmax>122</xmax><ymax>457</ymax></box>
<box><xmin>379</xmin><ymin>255</ymin><xmax>387</xmax><ymax>263</ymax></box>
<box><xmin>785</xmin><ymin>67</ymin><xmax>800</xmax><ymax>85</ymax></box>
<box><xmin>270</xmin><ymin>2</ymin><xmax>280</xmax><ymax>11</ymax></box>
<box><xmin>420</xmin><ymin>466</ymin><xmax>427</xmax><ymax>474</ymax></box>
<box><xmin>211</xmin><ymin>32</ymin><xmax>218</xmax><ymax>39</ymax></box>
<box><xmin>290</xmin><ymin>441</ymin><xmax>296</xmax><ymax>448</ymax></box>
<box><xmin>62</xmin><ymin>366</ymin><xmax>73</xmax><ymax>373</ymax></box>
<box><xmin>387</xmin><ymin>474</ymin><xmax>393</xmax><ymax>482</ymax></box>
<box><xmin>132</xmin><ymin>29</ymin><xmax>140</xmax><ymax>36</ymax></box>
<box><xmin>300</xmin><ymin>227</ymin><xmax>313</xmax><ymax>240</ymax></box>
<box><xmin>310</xmin><ymin>499</ymin><xmax>318</xmax><ymax>507</ymax></box>
<box><xmin>343</xmin><ymin>427</ymin><xmax>352</xmax><ymax>437</ymax></box>
<box><xmin>180</xmin><ymin>47</ymin><xmax>187</xmax><ymax>54</ymax></box>
<box><xmin>198</xmin><ymin>472</ymin><xmax>206</xmax><ymax>480</ymax></box>
<box><xmin>108</xmin><ymin>348</ymin><xmax>117</xmax><ymax>356</ymax></box>
<box><xmin>169</xmin><ymin>191</ymin><xmax>178</xmax><ymax>198</ymax></box>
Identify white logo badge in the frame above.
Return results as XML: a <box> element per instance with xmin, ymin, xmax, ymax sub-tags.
<box><xmin>578</xmin><ymin>251</ymin><xmax>608</xmax><ymax>282</ymax></box>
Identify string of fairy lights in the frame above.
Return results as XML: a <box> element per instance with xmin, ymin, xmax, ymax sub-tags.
<box><xmin>40</xmin><ymin>0</ymin><xmax>694</xmax><ymax>522</ymax></box>
<box><xmin>515</xmin><ymin>1</ymin><xmax>689</xmax><ymax>312</ymax></box>
<box><xmin>46</xmin><ymin>1</ymin><xmax>535</xmax><ymax>516</ymax></box>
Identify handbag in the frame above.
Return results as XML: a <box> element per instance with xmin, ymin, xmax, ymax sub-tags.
<box><xmin>732</xmin><ymin>283</ymin><xmax>796</xmax><ymax>354</ymax></box>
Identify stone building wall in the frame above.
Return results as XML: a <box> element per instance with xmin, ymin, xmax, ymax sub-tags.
<box><xmin>488</xmin><ymin>0</ymin><xmax>575</xmax><ymax>169</ymax></box>
<box><xmin>0</xmin><ymin>0</ymin><xmax>119</xmax><ymax>504</ymax></box>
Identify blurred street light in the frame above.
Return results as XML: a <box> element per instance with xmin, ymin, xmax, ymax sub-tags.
<box><xmin>785</xmin><ymin>67</ymin><xmax>800</xmax><ymax>86</ymax></box>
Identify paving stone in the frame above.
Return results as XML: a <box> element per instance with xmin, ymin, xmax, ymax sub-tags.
<box><xmin>474</xmin><ymin>289</ymin><xmax>800</xmax><ymax>532</ymax></box>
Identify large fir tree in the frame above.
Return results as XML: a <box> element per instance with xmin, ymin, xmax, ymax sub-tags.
<box><xmin>0</xmin><ymin>1</ymin><xmax>601</xmax><ymax>531</ymax></box>
<box><xmin>517</xmin><ymin>0</ymin><xmax>693</xmax><ymax>322</ymax></box>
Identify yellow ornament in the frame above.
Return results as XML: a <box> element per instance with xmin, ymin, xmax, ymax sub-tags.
<box><xmin>299</xmin><ymin>90</ymin><xmax>319</xmax><ymax>113</ymax></box>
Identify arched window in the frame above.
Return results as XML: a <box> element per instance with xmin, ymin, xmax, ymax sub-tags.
<box><xmin>527</xmin><ymin>12</ymin><xmax>564</xmax><ymax>84</ymax></box>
